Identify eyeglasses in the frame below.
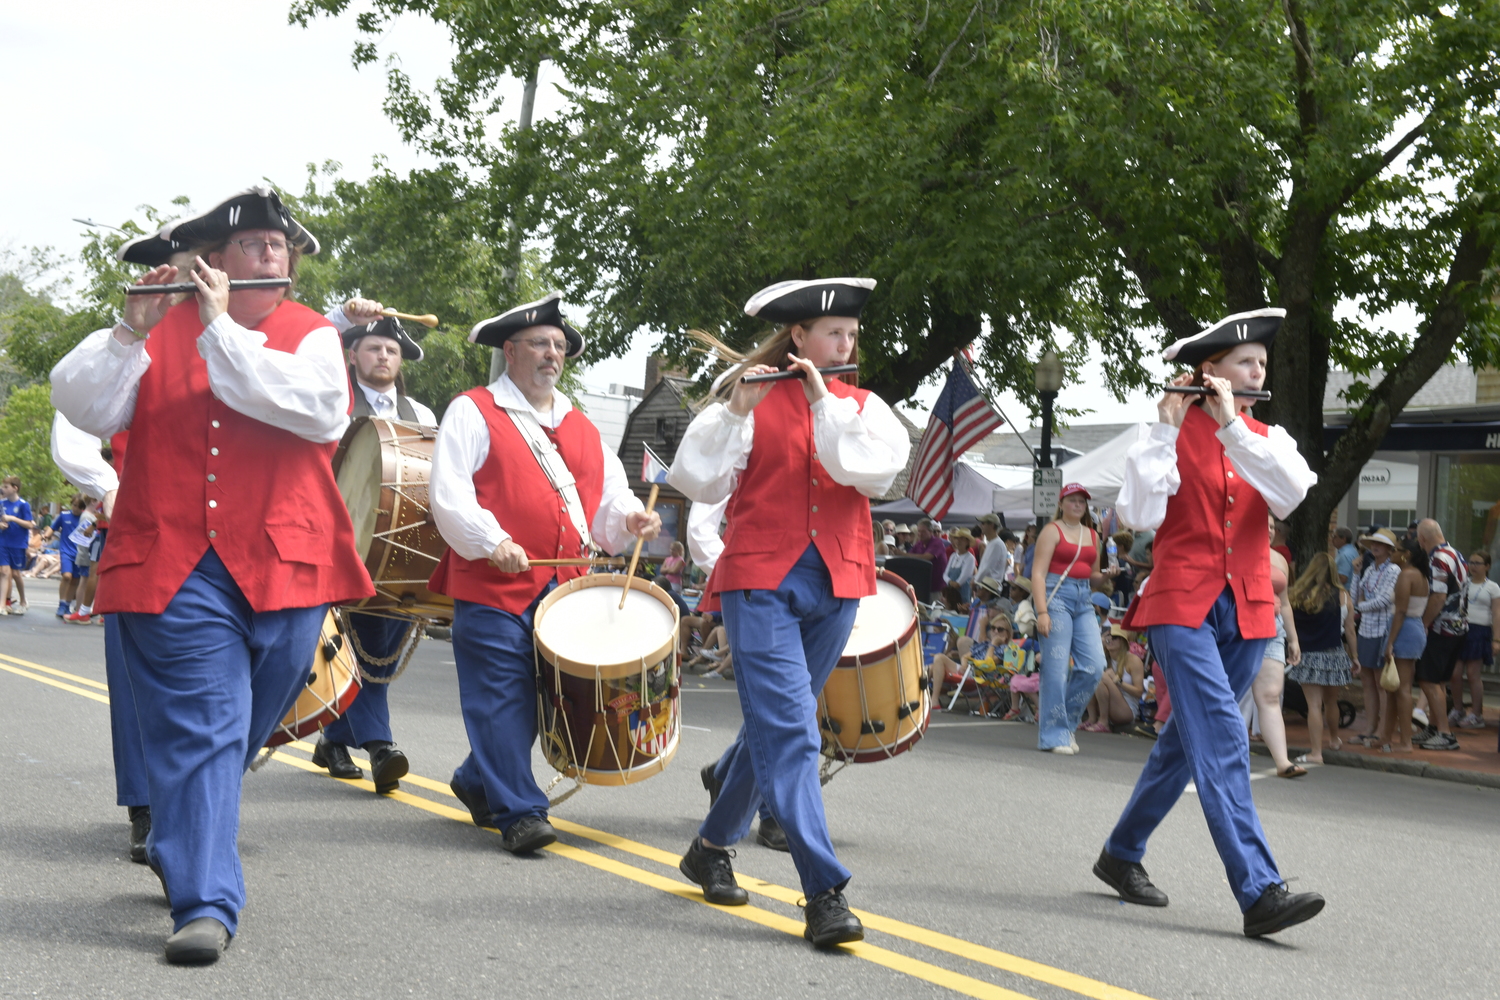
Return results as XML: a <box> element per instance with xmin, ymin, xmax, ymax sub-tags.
<box><xmin>515</xmin><ymin>336</ymin><xmax>568</xmax><ymax>354</ymax></box>
<box><xmin>229</xmin><ymin>238</ymin><xmax>292</xmax><ymax>259</ymax></box>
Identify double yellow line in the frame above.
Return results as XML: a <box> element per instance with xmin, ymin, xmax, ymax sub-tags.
<box><xmin>0</xmin><ymin>651</ymin><xmax>1156</xmax><ymax>1000</ymax></box>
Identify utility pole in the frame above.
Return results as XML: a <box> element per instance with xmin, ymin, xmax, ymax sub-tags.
<box><xmin>490</xmin><ymin>66</ymin><xmax>541</xmax><ymax>382</ymax></box>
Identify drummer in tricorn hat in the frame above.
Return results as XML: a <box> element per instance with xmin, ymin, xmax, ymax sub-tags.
<box><xmin>51</xmin><ymin>184</ymin><xmax>374</xmax><ymax>964</ymax></box>
<box><xmin>666</xmin><ymin>277</ymin><xmax>909</xmax><ymax>948</ymax></box>
<box><xmin>306</xmin><ymin>315</ymin><xmax>439</xmax><ymax>793</ymax></box>
<box><xmin>427</xmin><ymin>292</ymin><xmax>660</xmax><ymax>854</ymax></box>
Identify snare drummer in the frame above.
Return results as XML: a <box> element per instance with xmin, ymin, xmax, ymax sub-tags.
<box><xmin>308</xmin><ymin>314</ymin><xmax>438</xmax><ymax>793</ymax></box>
<box><xmin>50</xmin><ymin>185</ymin><xmax>374</xmax><ymax>964</ymax></box>
<box><xmin>668</xmin><ymin>278</ymin><xmax>908</xmax><ymax>948</ymax></box>
<box><xmin>427</xmin><ymin>293</ymin><xmax>659</xmax><ymax>855</ymax></box>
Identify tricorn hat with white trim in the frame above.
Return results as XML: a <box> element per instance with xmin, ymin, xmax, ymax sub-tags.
<box><xmin>342</xmin><ymin>316</ymin><xmax>424</xmax><ymax>362</ymax></box>
<box><xmin>121</xmin><ymin>185</ymin><xmax>320</xmax><ymax>262</ymax></box>
<box><xmin>469</xmin><ymin>292</ymin><xmax>584</xmax><ymax>357</ymax></box>
<box><xmin>1162</xmin><ymin>308</ymin><xmax>1285</xmax><ymax>368</ymax></box>
<box><xmin>743</xmin><ymin>277</ymin><xmax>876</xmax><ymax>324</ymax></box>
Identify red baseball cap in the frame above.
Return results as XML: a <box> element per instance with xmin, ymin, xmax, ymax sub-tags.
<box><xmin>1059</xmin><ymin>483</ymin><xmax>1091</xmax><ymax>501</ymax></box>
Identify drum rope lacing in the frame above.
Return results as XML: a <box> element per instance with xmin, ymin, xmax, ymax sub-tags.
<box><xmin>338</xmin><ymin>608</ymin><xmax>426</xmax><ymax>684</ymax></box>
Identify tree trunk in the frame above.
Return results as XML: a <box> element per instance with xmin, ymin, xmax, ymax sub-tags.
<box><xmin>863</xmin><ymin>303</ymin><xmax>982</xmax><ymax>403</ymax></box>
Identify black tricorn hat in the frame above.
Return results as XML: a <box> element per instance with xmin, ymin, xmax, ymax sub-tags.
<box><xmin>342</xmin><ymin>316</ymin><xmax>423</xmax><ymax>362</ymax></box>
<box><xmin>743</xmin><ymin>277</ymin><xmax>876</xmax><ymax>324</ymax></box>
<box><xmin>116</xmin><ymin>222</ymin><xmax>185</xmax><ymax>267</ymax></box>
<box><xmin>1163</xmin><ymin>308</ymin><xmax>1285</xmax><ymax>368</ymax></box>
<box><xmin>141</xmin><ymin>184</ymin><xmax>319</xmax><ymax>258</ymax></box>
<box><xmin>468</xmin><ymin>292</ymin><xmax>584</xmax><ymax>357</ymax></box>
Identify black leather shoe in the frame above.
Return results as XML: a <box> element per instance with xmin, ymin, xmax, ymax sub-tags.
<box><xmin>1093</xmin><ymin>848</ymin><xmax>1168</xmax><ymax>907</ymax></box>
<box><xmin>1243</xmin><ymin>882</ymin><xmax>1325</xmax><ymax>937</ymax></box>
<box><xmin>127</xmin><ymin>805</ymin><xmax>151</xmax><ymax>864</ymax></box>
<box><xmin>450</xmin><ymin>779</ymin><xmax>493</xmax><ymax>828</ymax></box>
<box><xmin>366</xmin><ymin>743</ymin><xmax>408</xmax><ymax>795</ymax></box>
<box><xmin>803</xmin><ymin>888</ymin><xmax>864</xmax><ymax>947</ymax></box>
<box><xmin>701</xmin><ymin>760</ymin><xmax>723</xmax><ymax>806</ymax></box>
<box><xmin>164</xmin><ymin>917</ymin><xmax>230</xmax><ymax>965</ymax></box>
<box><xmin>756</xmin><ymin>815</ymin><xmax>789</xmax><ymax>852</ymax></box>
<box><xmin>679</xmin><ymin>838</ymin><xmax>748</xmax><ymax>905</ymax></box>
<box><xmin>501</xmin><ymin>815</ymin><xmax>557</xmax><ymax>854</ymax></box>
<box><xmin>311</xmin><ymin>739</ymin><xmax>363</xmax><ymax>780</ymax></box>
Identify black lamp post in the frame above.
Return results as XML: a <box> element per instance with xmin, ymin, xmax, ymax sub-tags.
<box><xmin>1034</xmin><ymin>351</ymin><xmax>1064</xmax><ymax>527</ymax></box>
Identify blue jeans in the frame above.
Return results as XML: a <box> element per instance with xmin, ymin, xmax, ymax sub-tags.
<box><xmin>701</xmin><ymin>545</ymin><xmax>858</xmax><ymax>897</ymax></box>
<box><xmin>1037</xmin><ymin>575</ymin><xmax>1107</xmax><ymax>749</ymax></box>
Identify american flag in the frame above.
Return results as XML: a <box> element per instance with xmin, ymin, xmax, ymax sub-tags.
<box><xmin>906</xmin><ymin>361</ymin><xmax>1003</xmax><ymax>519</ymax></box>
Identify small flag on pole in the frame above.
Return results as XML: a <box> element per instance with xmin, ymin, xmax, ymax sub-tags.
<box><xmin>906</xmin><ymin>361</ymin><xmax>1004</xmax><ymax>520</ymax></box>
<box><xmin>641</xmin><ymin>442</ymin><xmax>671</xmax><ymax>484</ymax></box>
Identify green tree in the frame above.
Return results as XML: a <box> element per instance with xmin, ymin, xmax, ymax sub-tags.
<box><xmin>295</xmin><ymin>0</ymin><xmax>1500</xmax><ymax>564</ymax></box>
<box><xmin>0</xmin><ymin>383</ymin><xmax>69</xmax><ymax>505</ymax></box>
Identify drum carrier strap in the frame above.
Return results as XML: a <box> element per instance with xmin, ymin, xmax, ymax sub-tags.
<box><xmin>505</xmin><ymin>407</ymin><xmax>594</xmax><ymax>556</ymax></box>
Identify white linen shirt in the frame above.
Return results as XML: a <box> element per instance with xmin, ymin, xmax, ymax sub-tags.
<box><xmin>428</xmin><ymin>373</ymin><xmax>642</xmax><ymax>562</ymax></box>
<box><xmin>975</xmin><ymin>532</ymin><xmax>1010</xmax><ymax>586</ymax></box>
<box><xmin>356</xmin><ymin>381</ymin><xmax>438</xmax><ymax>424</ymax></box>
<box><xmin>667</xmin><ymin>391</ymin><xmax>909</xmax><ymax>504</ymax></box>
<box><xmin>686</xmin><ymin>496</ymin><xmax>730</xmax><ymax>573</ymax></box>
<box><xmin>50</xmin><ymin>411</ymin><xmax>119</xmax><ymax>501</ymax></box>
<box><xmin>50</xmin><ymin>312</ymin><xmax>351</xmax><ymax>444</ymax></box>
<box><xmin>1116</xmin><ymin>417</ymin><xmax>1316</xmax><ymax>532</ymax></box>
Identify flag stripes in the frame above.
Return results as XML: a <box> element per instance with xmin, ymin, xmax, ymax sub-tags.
<box><xmin>906</xmin><ymin>362</ymin><xmax>1003</xmax><ymax>520</ymax></box>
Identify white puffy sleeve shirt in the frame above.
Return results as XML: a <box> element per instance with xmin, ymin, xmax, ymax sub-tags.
<box><xmin>668</xmin><ymin>391</ymin><xmax>910</xmax><ymax>504</ymax></box>
<box><xmin>1116</xmin><ymin>417</ymin><xmax>1316</xmax><ymax>531</ymax></box>
<box><xmin>429</xmin><ymin>375</ymin><xmax>643</xmax><ymax>561</ymax></box>
<box><xmin>686</xmin><ymin>496</ymin><xmax>729</xmax><ymax>573</ymax></box>
<box><xmin>49</xmin><ymin>412</ymin><xmax>118</xmax><ymax>500</ymax></box>
<box><xmin>49</xmin><ymin>316</ymin><xmax>350</xmax><ymax>444</ymax></box>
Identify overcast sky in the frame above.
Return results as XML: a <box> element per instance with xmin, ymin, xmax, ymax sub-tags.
<box><xmin>0</xmin><ymin>0</ymin><xmax>1160</xmax><ymax>425</ymax></box>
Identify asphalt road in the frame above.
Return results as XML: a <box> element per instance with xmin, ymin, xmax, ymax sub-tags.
<box><xmin>2</xmin><ymin>576</ymin><xmax>1497</xmax><ymax>1000</ymax></box>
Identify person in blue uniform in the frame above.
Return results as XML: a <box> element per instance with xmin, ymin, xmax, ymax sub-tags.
<box><xmin>0</xmin><ymin>475</ymin><xmax>35</xmax><ymax>614</ymax></box>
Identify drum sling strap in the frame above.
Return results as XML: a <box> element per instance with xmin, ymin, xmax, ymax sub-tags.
<box><xmin>505</xmin><ymin>406</ymin><xmax>594</xmax><ymax>557</ymax></box>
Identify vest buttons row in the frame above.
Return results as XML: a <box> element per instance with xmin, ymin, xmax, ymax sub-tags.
<box><xmin>1225</xmin><ymin>520</ymin><xmax>1232</xmax><ymax>528</ymax></box>
<box><xmin>811</xmin><ymin>478</ymin><xmax>819</xmax><ymax>487</ymax></box>
<box><xmin>1227</xmin><ymin>470</ymin><xmax>1235</xmax><ymax>478</ymax></box>
<box><xmin>209</xmin><ymin>500</ymin><xmax>217</xmax><ymax>508</ymax></box>
<box><xmin>1226</xmin><ymin>572</ymin><xmax>1233</xmax><ymax>580</ymax></box>
<box><xmin>1227</xmin><ymin>495</ymin><xmax>1235</xmax><ymax>504</ymax></box>
<box><xmin>207</xmin><ymin>474</ymin><xmax>216</xmax><ymax>483</ymax></box>
<box><xmin>1226</xmin><ymin>547</ymin><xmax>1233</xmax><ymax>555</ymax></box>
<box><xmin>208</xmin><ymin>530</ymin><xmax>217</xmax><ymax>539</ymax></box>
<box><xmin>210</xmin><ymin>447</ymin><xmax>219</xmax><ymax>456</ymax></box>
<box><xmin>811</xmin><ymin>505</ymin><xmax>818</xmax><ymax>513</ymax></box>
<box><xmin>810</xmin><ymin>529</ymin><xmax>818</xmax><ymax>538</ymax></box>
<box><xmin>211</xmin><ymin>420</ymin><xmax>220</xmax><ymax>429</ymax></box>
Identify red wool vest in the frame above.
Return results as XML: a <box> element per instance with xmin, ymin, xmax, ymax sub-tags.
<box><xmin>427</xmin><ymin>388</ymin><xmax>606</xmax><ymax>614</ymax></box>
<box><xmin>95</xmin><ymin>300</ymin><xmax>374</xmax><ymax>615</ymax></box>
<box><xmin>1123</xmin><ymin>405</ymin><xmax>1277</xmax><ymax>638</ymax></box>
<box><xmin>704</xmin><ymin>380</ymin><xmax>876</xmax><ymax>601</ymax></box>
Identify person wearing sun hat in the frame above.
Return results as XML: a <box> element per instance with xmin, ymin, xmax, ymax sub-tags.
<box><xmin>667</xmin><ymin>276</ymin><xmax>909</xmax><ymax>948</ymax></box>
<box><xmin>1091</xmin><ymin>307</ymin><xmax>1326</xmax><ymax>938</ymax></box>
<box><xmin>1349</xmin><ymin>527</ymin><xmax>1400</xmax><ymax>743</ymax></box>
<box><xmin>426</xmin><ymin>291</ymin><xmax>659</xmax><ymax>857</ymax></box>
<box><xmin>50</xmin><ymin>184</ymin><xmax>374</xmax><ymax>964</ymax></box>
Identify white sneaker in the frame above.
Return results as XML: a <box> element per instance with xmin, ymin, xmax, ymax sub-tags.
<box><xmin>1448</xmin><ymin>708</ymin><xmax>1464</xmax><ymax>726</ymax></box>
<box><xmin>1412</xmin><ymin>707</ymin><xmax>1430</xmax><ymax>728</ymax></box>
<box><xmin>1049</xmin><ymin>744</ymin><xmax>1078</xmax><ymax>755</ymax></box>
<box><xmin>10</xmin><ymin>603</ymin><xmax>25</xmax><ymax>616</ymax></box>
<box><xmin>1459</xmin><ymin>712</ymin><xmax>1487</xmax><ymax>730</ymax></box>
<box><xmin>1070</xmin><ymin>733</ymin><xmax>1080</xmax><ymax>754</ymax></box>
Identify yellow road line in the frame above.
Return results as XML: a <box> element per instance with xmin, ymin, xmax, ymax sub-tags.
<box><xmin>0</xmin><ymin>653</ymin><xmax>110</xmax><ymax>691</ymax></box>
<box><xmin>6</xmin><ymin>655</ymin><xmax>1158</xmax><ymax>1000</ymax></box>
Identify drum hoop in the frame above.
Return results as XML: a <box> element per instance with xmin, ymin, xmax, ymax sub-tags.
<box><xmin>837</xmin><ymin>569</ymin><xmax>920</xmax><ymax>668</ymax></box>
<box><xmin>534</xmin><ymin>573</ymin><xmax>680</xmax><ymax>679</ymax></box>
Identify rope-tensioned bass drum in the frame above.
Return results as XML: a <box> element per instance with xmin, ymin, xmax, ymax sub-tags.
<box><xmin>332</xmin><ymin>416</ymin><xmax>453</xmax><ymax>624</ymax></box>
<box><xmin>265</xmin><ymin>610</ymin><xmax>361</xmax><ymax>747</ymax></box>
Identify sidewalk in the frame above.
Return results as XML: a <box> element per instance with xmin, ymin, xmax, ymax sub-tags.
<box><xmin>1264</xmin><ymin>704</ymin><xmax>1500</xmax><ymax>789</ymax></box>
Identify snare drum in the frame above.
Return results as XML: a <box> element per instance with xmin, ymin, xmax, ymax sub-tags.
<box><xmin>333</xmin><ymin>417</ymin><xmax>452</xmax><ymax>623</ymax></box>
<box><xmin>534</xmin><ymin>574</ymin><xmax>681</xmax><ymax>785</ymax></box>
<box><xmin>265</xmin><ymin>610</ymin><xmax>361</xmax><ymax>747</ymax></box>
<box><xmin>817</xmin><ymin>570</ymin><xmax>929</xmax><ymax>763</ymax></box>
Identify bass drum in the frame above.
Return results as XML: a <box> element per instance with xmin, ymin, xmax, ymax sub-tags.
<box><xmin>266</xmin><ymin>609</ymin><xmax>360</xmax><ymax>747</ymax></box>
<box><xmin>333</xmin><ymin>416</ymin><xmax>452</xmax><ymax>623</ymax></box>
<box><xmin>817</xmin><ymin>569</ymin><xmax>929</xmax><ymax>763</ymax></box>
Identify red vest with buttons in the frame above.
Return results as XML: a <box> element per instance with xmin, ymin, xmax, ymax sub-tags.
<box><xmin>427</xmin><ymin>388</ymin><xmax>606</xmax><ymax>614</ymax></box>
<box><xmin>703</xmin><ymin>379</ymin><xmax>876</xmax><ymax>602</ymax></box>
<box><xmin>1123</xmin><ymin>404</ymin><xmax>1277</xmax><ymax>638</ymax></box>
<box><xmin>95</xmin><ymin>299</ymin><xmax>374</xmax><ymax>615</ymax></box>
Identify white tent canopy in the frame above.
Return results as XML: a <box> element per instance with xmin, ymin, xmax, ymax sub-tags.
<box><xmin>872</xmin><ymin>462</ymin><xmax>1032</xmax><ymax>526</ymax></box>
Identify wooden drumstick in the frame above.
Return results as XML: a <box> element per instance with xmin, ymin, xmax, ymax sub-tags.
<box><xmin>619</xmin><ymin>484</ymin><xmax>659</xmax><ymax>610</ymax></box>
<box><xmin>528</xmin><ymin>557</ymin><xmax>626</xmax><ymax>567</ymax></box>
<box><xmin>381</xmin><ymin>308</ymin><xmax>440</xmax><ymax>328</ymax></box>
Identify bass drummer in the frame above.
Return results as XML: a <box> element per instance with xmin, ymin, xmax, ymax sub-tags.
<box><xmin>667</xmin><ymin>278</ymin><xmax>908</xmax><ymax>948</ymax></box>
<box><xmin>427</xmin><ymin>293</ymin><xmax>659</xmax><ymax>854</ymax></box>
<box><xmin>308</xmin><ymin>311</ymin><xmax>438</xmax><ymax>793</ymax></box>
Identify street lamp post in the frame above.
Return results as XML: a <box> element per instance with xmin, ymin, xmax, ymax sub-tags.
<box><xmin>1033</xmin><ymin>351</ymin><xmax>1064</xmax><ymax>528</ymax></box>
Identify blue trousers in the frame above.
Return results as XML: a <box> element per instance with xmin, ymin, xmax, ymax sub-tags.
<box><xmin>701</xmin><ymin>545</ymin><xmax>858</xmax><ymax>897</ymax></box>
<box><xmin>1037</xmin><ymin>575</ymin><xmax>1107</xmax><ymax>749</ymax></box>
<box><xmin>117</xmin><ymin>549</ymin><xmax>326</xmax><ymax>934</ymax></box>
<box><xmin>1105</xmin><ymin>588</ymin><xmax>1280</xmax><ymax>911</ymax></box>
<box><xmin>322</xmin><ymin>612</ymin><xmax>415</xmax><ymax>747</ymax></box>
<box><xmin>104</xmin><ymin>615</ymin><xmax>148</xmax><ymax>807</ymax></box>
<box><xmin>711</xmin><ymin>740</ymin><xmax>773</xmax><ymax>826</ymax></box>
<box><xmin>450</xmin><ymin>589</ymin><xmax>553</xmax><ymax>830</ymax></box>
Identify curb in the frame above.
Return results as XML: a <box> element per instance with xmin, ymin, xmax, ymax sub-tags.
<box><xmin>1250</xmin><ymin>743</ymin><xmax>1500</xmax><ymax>790</ymax></box>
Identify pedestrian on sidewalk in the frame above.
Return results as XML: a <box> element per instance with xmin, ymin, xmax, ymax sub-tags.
<box><xmin>1350</xmin><ymin>529</ymin><xmax>1400</xmax><ymax>744</ymax></box>
<box><xmin>1379</xmin><ymin>537</ymin><xmax>1430</xmax><ymax>753</ymax></box>
<box><xmin>1249</xmin><ymin>533</ymin><xmax>1303</xmax><ymax>777</ymax></box>
<box><xmin>1452</xmin><ymin>551</ymin><xmax>1497</xmax><ymax>730</ymax></box>
<box><xmin>1413</xmin><ymin>520</ymin><xmax>1467</xmax><ymax>751</ymax></box>
<box><xmin>1287</xmin><ymin>553</ymin><xmax>1355</xmax><ymax>764</ymax></box>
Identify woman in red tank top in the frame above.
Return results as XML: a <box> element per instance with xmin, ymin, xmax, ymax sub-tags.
<box><xmin>1029</xmin><ymin>483</ymin><xmax>1113</xmax><ymax>753</ymax></box>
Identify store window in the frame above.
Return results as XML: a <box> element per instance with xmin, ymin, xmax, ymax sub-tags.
<box><xmin>1357</xmin><ymin>508</ymin><xmax>1416</xmax><ymax>532</ymax></box>
<box><xmin>1435</xmin><ymin>454</ymin><xmax>1500</xmax><ymax>566</ymax></box>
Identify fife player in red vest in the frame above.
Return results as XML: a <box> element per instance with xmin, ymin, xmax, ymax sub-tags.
<box><xmin>427</xmin><ymin>293</ymin><xmax>659</xmax><ymax>855</ymax></box>
<box><xmin>51</xmin><ymin>186</ymin><xmax>374</xmax><ymax>964</ymax></box>
<box><xmin>1093</xmin><ymin>309</ymin><xmax>1326</xmax><ymax>937</ymax></box>
<box><xmin>668</xmin><ymin>278</ymin><xmax>909</xmax><ymax>948</ymax></box>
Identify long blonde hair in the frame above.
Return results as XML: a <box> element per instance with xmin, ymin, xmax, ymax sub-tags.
<box><xmin>688</xmin><ymin>323</ymin><xmax>860</xmax><ymax>400</ymax></box>
<box><xmin>1287</xmin><ymin>551</ymin><xmax>1339</xmax><ymax>614</ymax></box>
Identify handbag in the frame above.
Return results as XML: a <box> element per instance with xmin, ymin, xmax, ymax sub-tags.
<box><xmin>1378</xmin><ymin>652</ymin><xmax>1401</xmax><ymax>693</ymax></box>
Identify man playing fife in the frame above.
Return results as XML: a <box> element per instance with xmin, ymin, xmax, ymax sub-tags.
<box><xmin>428</xmin><ymin>293</ymin><xmax>659</xmax><ymax>854</ymax></box>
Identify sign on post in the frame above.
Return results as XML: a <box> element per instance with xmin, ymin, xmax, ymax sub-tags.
<box><xmin>1032</xmin><ymin>468</ymin><xmax>1063</xmax><ymax>517</ymax></box>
